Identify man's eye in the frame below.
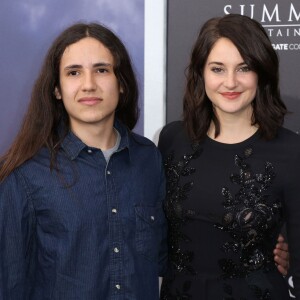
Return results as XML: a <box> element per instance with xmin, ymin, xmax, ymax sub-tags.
<box><xmin>97</xmin><ymin>68</ymin><xmax>108</xmax><ymax>73</ymax></box>
<box><xmin>68</xmin><ymin>70</ymin><xmax>79</xmax><ymax>76</ymax></box>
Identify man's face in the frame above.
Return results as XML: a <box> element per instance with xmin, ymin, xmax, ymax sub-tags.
<box><xmin>55</xmin><ymin>37</ymin><xmax>121</xmax><ymax>134</ymax></box>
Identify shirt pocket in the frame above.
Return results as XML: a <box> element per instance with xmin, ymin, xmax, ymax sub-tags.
<box><xmin>135</xmin><ymin>205</ymin><xmax>163</xmax><ymax>261</ymax></box>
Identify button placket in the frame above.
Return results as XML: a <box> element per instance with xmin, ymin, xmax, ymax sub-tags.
<box><xmin>106</xmin><ymin>158</ymin><xmax>124</xmax><ymax>297</ymax></box>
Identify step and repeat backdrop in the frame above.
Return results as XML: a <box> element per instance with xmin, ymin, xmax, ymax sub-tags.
<box><xmin>167</xmin><ymin>1</ymin><xmax>300</xmax><ymax>298</ymax></box>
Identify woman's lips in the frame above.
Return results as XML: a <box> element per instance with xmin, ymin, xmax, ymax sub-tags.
<box><xmin>220</xmin><ymin>92</ymin><xmax>242</xmax><ymax>100</ymax></box>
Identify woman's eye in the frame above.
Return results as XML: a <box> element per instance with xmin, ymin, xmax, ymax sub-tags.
<box><xmin>211</xmin><ymin>67</ymin><xmax>224</xmax><ymax>73</ymax></box>
<box><xmin>238</xmin><ymin>66</ymin><xmax>251</xmax><ymax>72</ymax></box>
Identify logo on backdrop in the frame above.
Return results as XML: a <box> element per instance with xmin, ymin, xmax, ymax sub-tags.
<box><xmin>224</xmin><ymin>3</ymin><xmax>300</xmax><ymax>51</ymax></box>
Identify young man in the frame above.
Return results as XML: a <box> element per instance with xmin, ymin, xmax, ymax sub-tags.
<box><xmin>0</xmin><ymin>23</ymin><xmax>167</xmax><ymax>299</ymax></box>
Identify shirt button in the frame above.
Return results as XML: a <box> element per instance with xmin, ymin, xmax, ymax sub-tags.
<box><xmin>107</xmin><ymin>170</ymin><xmax>111</xmax><ymax>175</ymax></box>
<box><xmin>150</xmin><ymin>215</ymin><xmax>155</xmax><ymax>221</ymax></box>
<box><xmin>115</xmin><ymin>284</ymin><xmax>121</xmax><ymax>290</ymax></box>
<box><xmin>114</xmin><ymin>247</ymin><xmax>119</xmax><ymax>253</ymax></box>
<box><xmin>112</xmin><ymin>208</ymin><xmax>117</xmax><ymax>214</ymax></box>
<box><xmin>87</xmin><ymin>149</ymin><xmax>93</xmax><ymax>154</ymax></box>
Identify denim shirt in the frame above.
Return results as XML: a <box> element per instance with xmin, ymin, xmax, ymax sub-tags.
<box><xmin>0</xmin><ymin>121</ymin><xmax>167</xmax><ymax>300</ymax></box>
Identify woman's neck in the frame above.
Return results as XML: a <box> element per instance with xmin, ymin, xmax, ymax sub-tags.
<box><xmin>207</xmin><ymin>120</ymin><xmax>258</xmax><ymax>144</ymax></box>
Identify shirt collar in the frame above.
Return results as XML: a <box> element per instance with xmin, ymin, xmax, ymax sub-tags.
<box><xmin>60</xmin><ymin>119</ymin><xmax>131</xmax><ymax>161</ymax></box>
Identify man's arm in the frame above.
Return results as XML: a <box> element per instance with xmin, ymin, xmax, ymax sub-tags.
<box><xmin>0</xmin><ymin>172</ymin><xmax>33</xmax><ymax>298</ymax></box>
<box><xmin>274</xmin><ymin>234</ymin><xmax>289</xmax><ymax>276</ymax></box>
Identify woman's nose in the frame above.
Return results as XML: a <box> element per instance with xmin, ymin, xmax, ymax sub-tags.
<box><xmin>224</xmin><ymin>72</ymin><xmax>238</xmax><ymax>89</ymax></box>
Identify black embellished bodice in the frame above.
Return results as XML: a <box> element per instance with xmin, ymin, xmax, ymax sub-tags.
<box><xmin>158</xmin><ymin>121</ymin><xmax>300</xmax><ymax>300</ymax></box>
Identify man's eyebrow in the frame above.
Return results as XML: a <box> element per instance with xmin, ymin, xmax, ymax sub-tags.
<box><xmin>93</xmin><ymin>62</ymin><xmax>112</xmax><ymax>67</ymax></box>
<box><xmin>64</xmin><ymin>62</ymin><xmax>113</xmax><ymax>70</ymax></box>
<box><xmin>64</xmin><ymin>64</ymin><xmax>82</xmax><ymax>70</ymax></box>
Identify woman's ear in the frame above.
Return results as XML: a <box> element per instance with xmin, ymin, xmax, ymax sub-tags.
<box><xmin>54</xmin><ymin>87</ymin><xmax>62</xmax><ymax>99</ymax></box>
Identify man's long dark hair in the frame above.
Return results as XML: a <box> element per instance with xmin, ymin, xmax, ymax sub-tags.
<box><xmin>0</xmin><ymin>22</ymin><xmax>139</xmax><ymax>182</ymax></box>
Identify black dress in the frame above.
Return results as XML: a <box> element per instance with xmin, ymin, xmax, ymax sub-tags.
<box><xmin>158</xmin><ymin>121</ymin><xmax>300</xmax><ymax>300</ymax></box>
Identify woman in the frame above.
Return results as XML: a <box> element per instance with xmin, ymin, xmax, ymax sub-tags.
<box><xmin>159</xmin><ymin>14</ymin><xmax>300</xmax><ymax>299</ymax></box>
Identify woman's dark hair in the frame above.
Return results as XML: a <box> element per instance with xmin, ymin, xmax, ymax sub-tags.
<box><xmin>183</xmin><ymin>14</ymin><xmax>286</xmax><ymax>141</ymax></box>
<box><xmin>0</xmin><ymin>22</ymin><xmax>139</xmax><ymax>181</ymax></box>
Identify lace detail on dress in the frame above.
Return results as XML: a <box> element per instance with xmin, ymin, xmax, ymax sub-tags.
<box><xmin>215</xmin><ymin>146</ymin><xmax>283</xmax><ymax>299</ymax></box>
<box><xmin>160</xmin><ymin>145</ymin><xmax>202</xmax><ymax>300</ymax></box>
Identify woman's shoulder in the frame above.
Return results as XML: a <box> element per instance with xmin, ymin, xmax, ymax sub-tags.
<box><xmin>158</xmin><ymin>121</ymin><xmax>191</xmax><ymax>156</ymax></box>
<box><xmin>260</xmin><ymin>127</ymin><xmax>300</xmax><ymax>163</ymax></box>
<box><xmin>276</xmin><ymin>127</ymin><xmax>300</xmax><ymax>151</ymax></box>
<box><xmin>278</xmin><ymin>127</ymin><xmax>300</xmax><ymax>140</ymax></box>
<box><xmin>160</xmin><ymin>121</ymin><xmax>184</xmax><ymax>139</ymax></box>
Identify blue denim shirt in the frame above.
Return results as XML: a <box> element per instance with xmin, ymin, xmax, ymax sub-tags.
<box><xmin>0</xmin><ymin>120</ymin><xmax>167</xmax><ymax>300</ymax></box>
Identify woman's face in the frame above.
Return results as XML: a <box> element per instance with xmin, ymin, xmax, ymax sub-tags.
<box><xmin>203</xmin><ymin>37</ymin><xmax>258</xmax><ymax>121</ymax></box>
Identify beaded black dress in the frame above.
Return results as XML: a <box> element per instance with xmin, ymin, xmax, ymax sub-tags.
<box><xmin>158</xmin><ymin>121</ymin><xmax>300</xmax><ymax>300</ymax></box>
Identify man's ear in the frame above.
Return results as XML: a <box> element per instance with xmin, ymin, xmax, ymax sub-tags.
<box><xmin>54</xmin><ymin>87</ymin><xmax>62</xmax><ymax>99</ymax></box>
